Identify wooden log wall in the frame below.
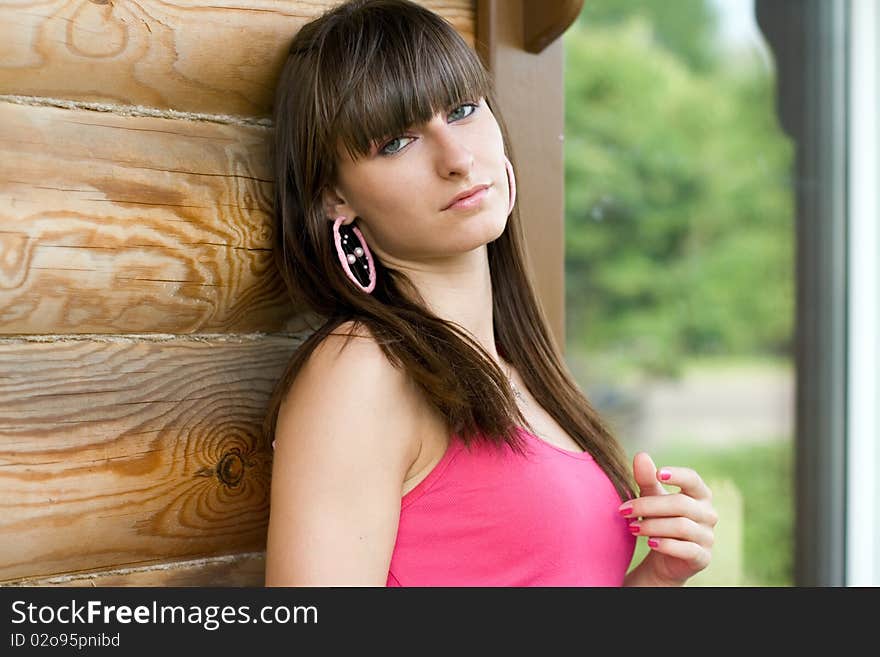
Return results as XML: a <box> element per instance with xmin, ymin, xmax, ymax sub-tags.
<box><xmin>0</xmin><ymin>0</ymin><xmax>475</xmax><ymax>587</ymax></box>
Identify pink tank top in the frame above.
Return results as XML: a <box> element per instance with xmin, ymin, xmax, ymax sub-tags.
<box><xmin>386</xmin><ymin>426</ymin><xmax>636</xmax><ymax>586</ymax></box>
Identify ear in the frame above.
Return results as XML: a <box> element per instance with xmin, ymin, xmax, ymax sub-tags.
<box><xmin>320</xmin><ymin>185</ymin><xmax>356</xmax><ymax>225</ymax></box>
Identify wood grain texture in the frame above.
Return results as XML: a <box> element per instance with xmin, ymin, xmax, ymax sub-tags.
<box><xmin>0</xmin><ymin>335</ymin><xmax>303</xmax><ymax>583</ymax></box>
<box><xmin>0</xmin><ymin>100</ymin><xmax>299</xmax><ymax>334</ymax></box>
<box><xmin>7</xmin><ymin>552</ymin><xmax>266</xmax><ymax>587</ymax></box>
<box><xmin>0</xmin><ymin>0</ymin><xmax>475</xmax><ymax>118</ymax></box>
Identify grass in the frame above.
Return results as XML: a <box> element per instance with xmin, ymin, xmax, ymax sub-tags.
<box><xmin>625</xmin><ymin>438</ymin><xmax>794</xmax><ymax>586</ymax></box>
<box><xmin>567</xmin><ymin>347</ymin><xmax>793</xmax><ymax>387</ymax></box>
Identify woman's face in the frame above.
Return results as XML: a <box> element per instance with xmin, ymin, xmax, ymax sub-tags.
<box><xmin>323</xmin><ymin>96</ymin><xmax>509</xmax><ymax>264</ymax></box>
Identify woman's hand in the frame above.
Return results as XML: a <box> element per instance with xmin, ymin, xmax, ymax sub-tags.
<box><xmin>620</xmin><ymin>451</ymin><xmax>718</xmax><ymax>586</ymax></box>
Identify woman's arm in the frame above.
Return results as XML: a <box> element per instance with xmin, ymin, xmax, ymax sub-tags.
<box><xmin>264</xmin><ymin>324</ymin><xmax>421</xmax><ymax>586</ymax></box>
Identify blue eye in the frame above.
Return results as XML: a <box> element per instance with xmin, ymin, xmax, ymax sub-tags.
<box><xmin>448</xmin><ymin>102</ymin><xmax>478</xmax><ymax>121</ymax></box>
<box><xmin>378</xmin><ymin>102</ymin><xmax>479</xmax><ymax>156</ymax></box>
<box><xmin>379</xmin><ymin>135</ymin><xmax>412</xmax><ymax>156</ymax></box>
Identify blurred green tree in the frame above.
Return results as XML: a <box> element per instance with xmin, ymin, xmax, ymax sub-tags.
<box><xmin>563</xmin><ymin>4</ymin><xmax>794</xmax><ymax>378</ymax></box>
<box><xmin>577</xmin><ymin>0</ymin><xmax>720</xmax><ymax>73</ymax></box>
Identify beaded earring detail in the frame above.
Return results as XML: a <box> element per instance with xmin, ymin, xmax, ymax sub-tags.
<box><xmin>333</xmin><ymin>215</ymin><xmax>376</xmax><ymax>294</ymax></box>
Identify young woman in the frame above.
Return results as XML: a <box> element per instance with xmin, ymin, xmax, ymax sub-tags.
<box><xmin>263</xmin><ymin>0</ymin><xmax>717</xmax><ymax>587</ymax></box>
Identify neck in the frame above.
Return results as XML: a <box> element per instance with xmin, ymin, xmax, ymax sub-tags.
<box><xmin>396</xmin><ymin>245</ymin><xmax>502</xmax><ymax>368</ymax></box>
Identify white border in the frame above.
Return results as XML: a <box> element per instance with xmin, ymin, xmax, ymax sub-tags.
<box><xmin>846</xmin><ymin>0</ymin><xmax>880</xmax><ymax>586</ymax></box>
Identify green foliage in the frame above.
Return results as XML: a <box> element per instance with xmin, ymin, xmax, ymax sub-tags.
<box><xmin>577</xmin><ymin>0</ymin><xmax>720</xmax><ymax>73</ymax></box>
<box><xmin>563</xmin><ymin>6</ymin><xmax>795</xmax><ymax>377</ymax></box>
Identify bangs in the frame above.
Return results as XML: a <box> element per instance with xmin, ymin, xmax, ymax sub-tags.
<box><xmin>316</xmin><ymin>5</ymin><xmax>494</xmax><ymax>162</ymax></box>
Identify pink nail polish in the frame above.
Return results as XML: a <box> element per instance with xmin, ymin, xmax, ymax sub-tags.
<box><xmin>659</xmin><ymin>469</ymin><xmax>671</xmax><ymax>481</ymax></box>
<box><xmin>648</xmin><ymin>538</ymin><xmax>659</xmax><ymax>548</ymax></box>
<box><xmin>619</xmin><ymin>505</ymin><xmax>633</xmax><ymax>516</ymax></box>
<box><xmin>629</xmin><ymin>523</ymin><xmax>640</xmax><ymax>534</ymax></box>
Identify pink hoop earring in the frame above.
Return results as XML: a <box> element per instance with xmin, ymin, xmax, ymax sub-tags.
<box><xmin>333</xmin><ymin>215</ymin><xmax>376</xmax><ymax>294</ymax></box>
<box><xmin>505</xmin><ymin>156</ymin><xmax>516</xmax><ymax>216</ymax></box>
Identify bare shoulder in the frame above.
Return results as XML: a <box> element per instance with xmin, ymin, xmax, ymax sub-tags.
<box><xmin>285</xmin><ymin>319</ymin><xmax>423</xmax><ymax>435</ymax></box>
<box><xmin>265</xmin><ymin>320</ymin><xmax>424</xmax><ymax>585</ymax></box>
<box><xmin>275</xmin><ymin>319</ymin><xmax>424</xmax><ymax>471</ymax></box>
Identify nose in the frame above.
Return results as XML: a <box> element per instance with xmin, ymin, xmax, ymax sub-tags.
<box><xmin>428</xmin><ymin>118</ymin><xmax>474</xmax><ymax>178</ymax></box>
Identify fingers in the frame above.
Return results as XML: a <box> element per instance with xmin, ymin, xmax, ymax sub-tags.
<box><xmin>640</xmin><ymin>536</ymin><xmax>712</xmax><ymax>573</ymax></box>
<box><xmin>628</xmin><ymin>517</ymin><xmax>715</xmax><ymax>548</ymax></box>
<box><xmin>620</xmin><ymin>460</ymin><xmax>718</xmax><ymax>584</ymax></box>
<box><xmin>655</xmin><ymin>465</ymin><xmax>713</xmax><ymax>502</ymax></box>
<box><xmin>619</xmin><ymin>492</ymin><xmax>718</xmax><ymax>527</ymax></box>
<box><xmin>633</xmin><ymin>452</ymin><xmax>665</xmax><ymax>497</ymax></box>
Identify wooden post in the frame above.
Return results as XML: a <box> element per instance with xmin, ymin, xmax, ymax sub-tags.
<box><xmin>477</xmin><ymin>0</ymin><xmax>583</xmax><ymax>351</ymax></box>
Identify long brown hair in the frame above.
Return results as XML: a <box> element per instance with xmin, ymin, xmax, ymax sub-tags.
<box><xmin>264</xmin><ymin>0</ymin><xmax>636</xmax><ymax>502</ymax></box>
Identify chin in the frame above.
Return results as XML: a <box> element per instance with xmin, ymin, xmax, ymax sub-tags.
<box><xmin>460</xmin><ymin>211</ymin><xmax>508</xmax><ymax>250</ymax></box>
<box><xmin>434</xmin><ymin>200</ymin><xmax>507</xmax><ymax>245</ymax></box>
<box><xmin>485</xmin><ymin>210</ymin><xmax>509</xmax><ymax>242</ymax></box>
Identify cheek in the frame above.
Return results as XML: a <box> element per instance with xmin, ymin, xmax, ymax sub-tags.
<box><xmin>353</xmin><ymin>163</ymin><xmax>419</xmax><ymax>209</ymax></box>
<box><xmin>478</xmin><ymin>112</ymin><xmax>505</xmax><ymax>150</ymax></box>
<box><xmin>355</xmin><ymin>184</ymin><xmax>427</xmax><ymax>251</ymax></box>
<box><xmin>361</xmin><ymin>183</ymin><xmax>426</xmax><ymax>244</ymax></box>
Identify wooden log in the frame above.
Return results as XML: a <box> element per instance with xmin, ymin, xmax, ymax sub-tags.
<box><xmin>0</xmin><ymin>0</ymin><xmax>475</xmax><ymax>118</ymax></box>
<box><xmin>0</xmin><ymin>100</ymin><xmax>297</xmax><ymax>334</ymax></box>
<box><xmin>6</xmin><ymin>552</ymin><xmax>266</xmax><ymax>587</ymax></box>
<box><xmin>0</xmin><ymin>334</ymin><xmax>303</xmax><ymax>583</ymax></box>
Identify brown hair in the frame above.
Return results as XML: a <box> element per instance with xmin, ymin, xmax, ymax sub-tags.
<box><xmin>264</xmin><ymin>0</ymin><xmax>636</xmax><ymax>502</ymax></box>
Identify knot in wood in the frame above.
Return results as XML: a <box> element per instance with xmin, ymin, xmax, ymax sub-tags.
<box><xmin>216</xmin><ymin>450</ymin><xmax>245</xmax><ymax>487</ymax></box>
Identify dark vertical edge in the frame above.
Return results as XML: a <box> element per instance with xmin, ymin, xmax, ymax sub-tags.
<box><xmin>475</xmin><ymin>0</ymin><xmax>495</xmax><ymax>74</ymax></box>
<box><xmin>756</xmin><ymin>0</ymin><xmax>850</xmax><ymax>586</ymax></box>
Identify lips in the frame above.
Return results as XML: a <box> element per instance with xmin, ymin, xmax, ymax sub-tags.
<box><xmin>442</xmin><ymin>183</ymin><xmax>491</xmax><ymax>211</ymax></box>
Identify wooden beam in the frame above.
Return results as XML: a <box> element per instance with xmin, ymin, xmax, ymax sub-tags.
<box><xmin>0</xmin><ymin>335</ymin><xmax>302</xmax><ymax>582</ymax></box>
<box><xmin>9</xmin><ymin>553</ymin><xmax>266</xmax><ymax>587</ymax></box>
<box><xmin>0</xmin><ymin>100</ymin><xmax>297</xmax><ymax>334</ymax></box>
<box><xmin>477</xmin><ymin>0</ymin><xmax>568</xmax><ymax>349</ymax></box>
<box><xmin>523</xmin><ymin>0</ymin><xmax>584</xmax><ymax>54</ymax></box>
<box><xmin>0</xmin><ymin>1</ymin><xmax>474</xmax><ymax>118</ymax></box>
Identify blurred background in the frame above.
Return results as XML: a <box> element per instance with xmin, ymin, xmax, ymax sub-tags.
<box><xmin>561</xmin><ymin>0</ymin><xmax>796</xmax><ymax>586</ymax></box>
